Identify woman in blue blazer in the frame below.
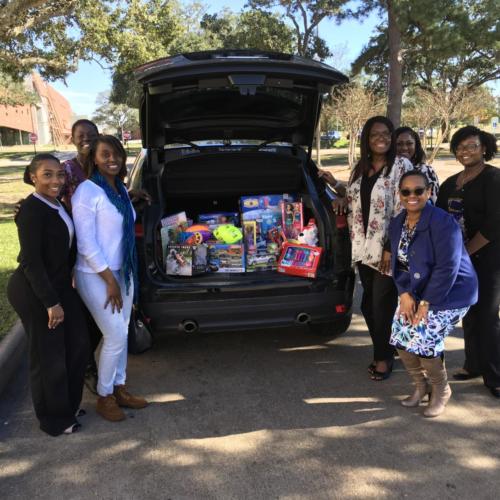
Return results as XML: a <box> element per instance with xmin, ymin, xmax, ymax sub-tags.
<box><xmin>388</xmin><ymin>171</ymin><xmax>478</xmax><ymax>417</ymax></box>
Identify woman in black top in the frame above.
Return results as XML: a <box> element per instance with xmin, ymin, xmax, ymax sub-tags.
<box><xmin>7</xmin><ymin>154</ymin><xmax>89</xmax><ymax>435</ymax></box>
<box><xmin>436</xmin><ymin>126</ymin><xmax>500</xmax><ymax>398</ymax></box>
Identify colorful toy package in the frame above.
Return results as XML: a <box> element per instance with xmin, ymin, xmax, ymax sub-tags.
<box><xmin>207</xmin><ymin>243</ymin><xmax>245</xmax><ymax>273</ymax></box>
<box><xmin>277</xmin><ymin>242</ymin><xmax>323</xmax><ymax>278</ymax></box>
<box><xmin>161</xmin><ymin>211</ymin><xmax>187</xmax><ymax>228</ymax></box>
<box><xmin>198</xmin><ymin>212</ymin><xmax>239</xmax><ymax>229</ymax></box>
<box><xmin>166</xmin><ymin>245</ymin><xmax>193</xmax><ymax>276</ymax></box>
<box><xmin>240</xmin><ymin>194</ymin><xmax>295</xmax><ymax>272</ymax></box>
<box><xmin>281</xmin><ymin>201</ymin><xmax>303</xmax><ymax>240</ymax></box>
<box><xmin>165</xmin><ymin>244</ymin><xmax>208</xmax><ymax>276</ymax></box>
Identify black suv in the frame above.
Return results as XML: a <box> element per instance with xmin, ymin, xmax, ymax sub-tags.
<box><xmin>129</xmin><ymin>50</ymin><xmax>354</xmax><ymax>336</ymax></box>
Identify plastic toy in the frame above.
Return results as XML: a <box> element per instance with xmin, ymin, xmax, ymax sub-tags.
<box><xmin>207</xmin><ymin>244</ymin><xmax>245</xmax><ymax>273</ymax></box>
<box><xmin>297</xmin><ymin>219</ymin><xmax>318</xmax><ymax>246</ymax></box>
<box><xmin>281</xmin><ymin>201</ymin><xmax>303</xmax><ymax>240</ymax></box>
<box><xmin>198</xmin><ymin>212</ymin><xmax>239</xmax><ymax>229</ymax></box>
<box><xmin>213</xmin><ymin>224</ymin><xmax>243</xmax><ymax>244</ymax></box>
<box><xmin>185</xmin><ymin>224</ymin><xmax>212</xmax><ymax>242</ymax></box>
<box><xmin>277</xmin><ymin>242</ymin><xmax>322</xmax><ymax>278</ymax></box>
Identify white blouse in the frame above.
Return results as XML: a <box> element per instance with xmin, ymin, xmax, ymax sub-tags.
<box><xmin>72</xmin><ymin>180</ymin><xmax>135</xmax><ymax>273</ymax></box>
<box><xmin>33</xmin><ymin>192</ymin><xmax>74</xmax><ymax>248</ymax></box>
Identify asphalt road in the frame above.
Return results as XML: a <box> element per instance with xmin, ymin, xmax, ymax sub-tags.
<box><xmin>1</xmin><ymin>285</ymin><xmax>499</xmax><ymax>499</ymax></box>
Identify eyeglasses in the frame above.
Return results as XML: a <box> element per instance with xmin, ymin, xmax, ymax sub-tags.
<box><xmin>455</xmin><ymin>143</ymin><xmax>481</xmax><ymax>154</ymax></box>
<box><xmin>400</xmin><ymin>188</ymin><xmax>426</xmax><ymax>197</ymax></box>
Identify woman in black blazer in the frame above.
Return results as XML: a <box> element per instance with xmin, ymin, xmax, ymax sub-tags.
<box><xmin>7</xmin><ymin>154</ymin><xmax>89</xmax><ymax>436</ymax></box>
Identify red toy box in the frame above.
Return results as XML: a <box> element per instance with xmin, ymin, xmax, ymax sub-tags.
<box><xmin>277</xmin><ymin>242</ymin><xmax>322</xmax><ymax>278</ymax></box>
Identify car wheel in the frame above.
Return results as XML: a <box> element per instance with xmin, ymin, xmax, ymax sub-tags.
<box><xmin>308</xmin><ymin>314</ymin><xmax>351</xmax><ymax>338</ymax></box>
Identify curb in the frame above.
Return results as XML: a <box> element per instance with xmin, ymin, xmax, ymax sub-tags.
<box><xmin>0</xmin><ymin>320</ymin><xmax>27</xmax><ymax>396</ymax></box>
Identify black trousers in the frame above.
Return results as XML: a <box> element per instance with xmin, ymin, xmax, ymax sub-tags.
<box><xmin>7</xmin><ymin>270</ymin><xmax>89</xmax><ymax>436</ymax></box>
<box><xmin>357</xmin><ymin>263</ymin><xmax>398</xmax><ymax>362</ymax></box>
<box><xmin>462</xmin><ymin>244</ymin><xmax>500</xmax><ymax>388</ymax></box>
<box><xmin>84</xmin><ymin>306</ymin><xmax>102</xmax><ymax>370</ymax></box>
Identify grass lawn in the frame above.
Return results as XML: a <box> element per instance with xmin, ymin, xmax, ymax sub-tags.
<box><xmin>0</xmin><ymin>220</ymin><xmax>19</xmax><ymax>339</ymax></box>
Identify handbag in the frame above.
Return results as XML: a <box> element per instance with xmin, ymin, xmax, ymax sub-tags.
<box><xmin>128</xmin><ymin>307</ymin><xmax>153</xmax><ymax>354</ymax></box>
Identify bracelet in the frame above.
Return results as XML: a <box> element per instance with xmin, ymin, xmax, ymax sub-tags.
<box><xmin>419</xmin><ymin>300</ymin><xmax>429</xmax><ymax>307</ymax></box>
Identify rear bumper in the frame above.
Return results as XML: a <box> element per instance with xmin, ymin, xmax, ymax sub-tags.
<box><xmin>140</xmin><ymin>284</ymin><xmax>353</xmax><ymax>334</ymax></box>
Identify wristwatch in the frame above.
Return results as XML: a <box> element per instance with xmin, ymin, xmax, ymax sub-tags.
<box><xmin>419</xmin><ymin>300</ymin><xmax>429</xmax><ymax>307</ymax></box>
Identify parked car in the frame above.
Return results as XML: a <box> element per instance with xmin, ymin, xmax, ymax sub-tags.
<box><xmin>129</xmin><ymin>50</ymin><xmax>354</xmax><ymax>337</ymax></box>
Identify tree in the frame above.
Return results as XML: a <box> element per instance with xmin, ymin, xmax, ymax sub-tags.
<box><xmin>0</xmin><ymin>71</ymin><xmax>38</xmax><ymax>106</ymax></box>
<box><xmin>328</xmin><ymin>83</ymin><xmax>385</xmax><ymax>168</ymax></box>
<box><xmin>0</xmin><ymin>0</ymin><xmax>115</xmax><ymax>80</ymax></box>
<box><xmin>92</xmin><ymin>92</ymin><xmax>139</xmax><ymax>138</ymax></box>
<box><xmin>110</xmin><ymin>4</ymin><xmax>296</xmax><ymax>108</ymax></box>
<box><xmin>246</xmin><ymin>1</ymin><xmax>350</xmax><ymax>60</ymax></box>
<box><xmin>352</xmin><ymin>0</ymin><xmax>500</xmax><ymax>108</ymax></box>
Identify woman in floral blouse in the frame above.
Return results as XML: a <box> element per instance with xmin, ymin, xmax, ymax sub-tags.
<box><xmin>346</xmin><ymin>116</ymin><xmax>414</xmax><ymax>380</ymax></box>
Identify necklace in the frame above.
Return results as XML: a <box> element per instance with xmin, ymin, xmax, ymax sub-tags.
<box><xmin>457</xmin><ymin>164</ymin><xmax>484</xmax><ymax>190</ymax></box>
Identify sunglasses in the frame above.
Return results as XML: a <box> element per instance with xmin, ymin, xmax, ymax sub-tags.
<box><xmin>400</xmin><ymin>188</ymin><xmax>427</xmax><ymax>197</ymax></box>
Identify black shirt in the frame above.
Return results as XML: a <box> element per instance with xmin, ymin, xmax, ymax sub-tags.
<box><xmin>436</xmin><ymin>165</ymin><xmax>500</xmax><ymax>245</ymax></box>
<box><xmin>360</xmin><ymin>169</ymin><xmax>382</xmax><ymax>234</ymax></box>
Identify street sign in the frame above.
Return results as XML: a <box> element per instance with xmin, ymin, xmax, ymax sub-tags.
<box><xmin>122</xmin><ymin>131</ymin><xmax>132</xmax><ymax>141</ymax></box>
<box><xmin>29</xmin><ymin>132</ymin><xmax>38</xmax><ymax>143</ymax></box>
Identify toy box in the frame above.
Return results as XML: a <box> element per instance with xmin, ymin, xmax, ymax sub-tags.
<box><xmin>207</xmin><ymin>243</ymin><xmax>245</xmax><ymax>273</ymax></box>
<box><xmin>277</xmin><ymin>242</ymin><xmax>323</xmax><ymax>278</ymax></box>
<box><xmin>165</xmin><ymin>244</ymin><xmax>208</xmax><ymax>276</ymax></box>
<box><xmin>243</xmin><ymin>221</ymin><xmax>257</xmax><ymax>251</ymax></box>
<box><xmin>281</xmin><ymin>201</ymin><xmax>303</xmax><ymax>240</ymax></box>
<box><xmin>246</xmin><ymin>247</ymin><xmax>279</xmax><ymax>272</ymax></box>
<box><xmin>198</xmin><ymin>212</ymin><xmax>239</xmax><ymax>229</ymax></box>
<box><xmin>161</xmin><ymin>211</ymin><xmax>187</xmax><ymax>228</ymax></box>
<box><xmin>166</xmin><ymin>245</ymin><xmax>193</xmax><ymax>276</ymax></box>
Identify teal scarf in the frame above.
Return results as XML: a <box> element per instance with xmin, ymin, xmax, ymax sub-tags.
<box><xmin>90</xmin><ymin>171</ymin><xmax>138</xmax><ymax>301</ymax></box>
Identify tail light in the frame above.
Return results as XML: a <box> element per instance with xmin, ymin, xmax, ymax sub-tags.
<box><xmin>335</xmin><ymin>304</ymin><xmax>347</xmax><ymax>313</ymax></box>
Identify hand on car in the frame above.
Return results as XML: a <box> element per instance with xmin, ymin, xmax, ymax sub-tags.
<box><xmin>318</xmin><ymin>169</ymin><xmax>337</xmax><ymax>186</ymax></box>
<box><xmin>47</xmin><ymin>304</ymin><xmax>64</xmax><ymax>330</ymax></box>
<box><xmin>399</xmin><ymin>293</ymin><xmax>416</xmax><ymax>324</ymax></box>
<box><xmin>128</xmin><ymin>188</ymin><xmax>152</xmax><ymax>205</ymax></box>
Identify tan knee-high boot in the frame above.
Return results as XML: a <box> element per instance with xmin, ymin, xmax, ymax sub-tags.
<box><xmin>420</xmin><ymin>357</ymin><xmax>452</xmax><ymax>418</ymax></box>
<box><xmin>397</xmin><ymin>349</ymin><xmax>431</xmax><ymax>407</ymax></box>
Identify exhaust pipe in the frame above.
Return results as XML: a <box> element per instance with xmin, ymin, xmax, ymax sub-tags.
<box><xmin>295</xmin><ymin>312</ymin><xmax>311</xmax><ymax>325</ymax></box>
<box><xmin>179</xmin><ymin>320</ymin><xmax>199</xmax><ymax>334</ymax></box>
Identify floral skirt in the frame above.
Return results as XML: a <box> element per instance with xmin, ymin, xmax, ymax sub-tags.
<box><xmin>390</xmin><ymin>306</ymin><xmax>469</xmax><ymax>358</ymax></box>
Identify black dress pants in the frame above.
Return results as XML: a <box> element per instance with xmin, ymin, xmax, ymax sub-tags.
<box><xmin>462</xmin><ymin>243</ymin><xmax>500</xmax><ymax>388</ymax></box>
<box><xmin>357</xmin><ymin>263</ymin><xmax>398</xmax><ymax>362</ymax></box>
<box><xmin>7</xmin><ymin>270</ymin><xmax>89</xmax><ymax>436</ymax></box>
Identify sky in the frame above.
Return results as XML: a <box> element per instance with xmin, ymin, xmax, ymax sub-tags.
<box><xmin>51</xmin><ymin>0</ymin><xmax>381</xmax><ymax>117</ymax></box>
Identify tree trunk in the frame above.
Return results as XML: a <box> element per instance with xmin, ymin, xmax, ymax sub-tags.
<box><xmin>348</xmin><ymin>128</ymin><xmax>357</xmax><ymax>169</ymax></box>
<box><xmin>387</xmin><ymin>0</ymin><xmax>403</xmax><ymax>127</ymax></box>
<box><xmin>429</xmin><ymin>120</ymin><xmax>449</xmax><ymax>163</ymax></box>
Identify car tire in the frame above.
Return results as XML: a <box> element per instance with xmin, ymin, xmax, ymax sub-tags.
<box><xmin>308</xmin><ymin>314</ymin><xmax>352</xmax><ymax>338</ymax></box>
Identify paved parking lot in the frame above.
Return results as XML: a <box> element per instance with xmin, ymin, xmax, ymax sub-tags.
<box><xmin>1</xmin><ymin>285</ymin><xmax>499</xmax><ymax>499</ymax></box>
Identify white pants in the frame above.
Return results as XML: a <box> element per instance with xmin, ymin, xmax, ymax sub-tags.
<box><xmin>75</xmin><ymin>270</ymin><xmax>134</xmax><ymax>397</ymax></box>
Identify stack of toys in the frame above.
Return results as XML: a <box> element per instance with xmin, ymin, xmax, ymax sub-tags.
<box><xmin>240</xmin><ymin>194</ymin><xmax>295</xmax><ymax>272</ymax></box>
<box><xmin>159</xmin><ymin>195</ymin><xmax>323</xmax><ymax>278</ymax></box>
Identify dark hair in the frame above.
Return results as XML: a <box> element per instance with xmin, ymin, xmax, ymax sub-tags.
<box><xmin>84</xmin><ymin>135</ymin><xmax>127</xmax><ymax>180</ymax></box>
<box><xmin>398</xmin><ymin>170</ymin><xmax>430</xmax><ymax>189</ymax></box>
<box><xmin>71</xmin><ymin>119</ymin><xmax>99</xmax><ymax>138</ymax></box>
<box><xmin>23</xmin><ymin>153</ymin><xmax>61</xmax><ymax>186</ymax></box>
<box><xmin>350</xmin><ymin>116</ymin><xmax>396</xmax><ymax>185</ymax></box>
<box><xmin>395</xmin><ymin>126</ymin><xmax>426</xmax><ymax>165</ymax></box>
<box><xmin>450</xmin><ymin>125</ymin><xmax>497</xmax><ymax>161</ymax></box>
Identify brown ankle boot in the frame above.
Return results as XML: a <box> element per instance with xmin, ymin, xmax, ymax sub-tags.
<box><xmin>96</xmin><ymin>395</ymin><xmax>126</xmax><ymax>422</ymax></box>
<box><xmin>113</xmin><ymin>385</ymin><xmax>148</xmax><ymax>409</ymax></box>
<box><xmin>420</xmin><ymin>357</ymin><xmax>452</xmax><ymax>418</ymax></box>
<box><xmin>397</xmin><ymin>349</ymin><xmax>431</xmax><ymax>407</ymax></box>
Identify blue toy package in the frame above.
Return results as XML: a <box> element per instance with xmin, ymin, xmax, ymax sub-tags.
<box><xmin>240</xmin><ymin>194</ymin><xmax>295</xmax><ymax>217</ymax></box>
<box><xmin>207</xmin><ymin>243</ymin><xmax>245</xmax><ymax>273</ymax></box>
<box><xmin>198</xmin><ymin>212</ymin><xmax>239</xmax><ymax>229</ymax></box>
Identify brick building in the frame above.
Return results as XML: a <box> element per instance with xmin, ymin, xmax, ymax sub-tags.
<box><xmin>0</xmin><ymin>73</ymin><xmax>74</xmax><ymax>146</ymax></box>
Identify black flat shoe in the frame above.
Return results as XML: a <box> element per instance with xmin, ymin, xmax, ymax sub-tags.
<box><xmin>488</xmin><ymin>387</ymin><xmax>500</xmax><ymax>398</ymax></box>
<box><xmin>368</xmin><ymin>362</ymin><xmax>376</xmax><ymax>374</ymax></box>
<box><xmin>452</xmin><ymin>370</ymin><xmax>480</xmax><ymax>381</ymax></box>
